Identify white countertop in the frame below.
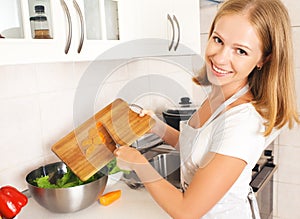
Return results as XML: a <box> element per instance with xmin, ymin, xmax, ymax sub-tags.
<box><xmin>18</xmin><ymin>174</ymin><xmax>171</xmax><ymax>219</ymax></box>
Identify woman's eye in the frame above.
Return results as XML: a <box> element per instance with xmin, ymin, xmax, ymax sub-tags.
<box><xmin>237</xmin><ymin>48</ymin><xmax>247</xmax><ymax>56</ymax></box>
<box><xmin>212</xmin><ymin>36</ymin><xmax>223</xmax><ymax>44</ymax></box>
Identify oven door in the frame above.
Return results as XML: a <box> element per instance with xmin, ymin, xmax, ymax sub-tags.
<box><xmin>250</xmin><ymin>164</ymin><xmax>277</xmax><ymax>219</ymax></box>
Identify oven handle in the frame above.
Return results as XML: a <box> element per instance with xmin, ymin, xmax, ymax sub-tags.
<box><xmin>250</xmin><ymin>165</ymin><xmax>277</xmax><ymax>195</ymax></box>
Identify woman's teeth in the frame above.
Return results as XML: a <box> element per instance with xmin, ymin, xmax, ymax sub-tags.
<box><xmin>212</xmin><ymin>65</ymin><xmax>230</xmax><ymax>74</ymax></box>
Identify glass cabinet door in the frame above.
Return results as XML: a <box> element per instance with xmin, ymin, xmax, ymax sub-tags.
<box><xmin>82</xmin><ymin>0</ymin><xmax>119</xmax><ymax>40</ymax></box>
<box><xmin>0</xmin><ymin>0</ymin><xmax>24</xmax><ymax>39</ymax></box>
<box><xmin>27</xmin><ymin>0</ymin><xmax>53</xmax><ymax>39</ymax></box>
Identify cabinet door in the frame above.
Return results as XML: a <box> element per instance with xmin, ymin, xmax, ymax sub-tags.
<box><xmin>118</xmin><ymin>0</ymin><xmax>170</xmax><ymax>40</ymax></box>
<box><xmin>0</xmin><ymin>0</ymin><xmax>69</xmax><ymax>65</ymax></box>
<box><xmin>118</xmin><ymin>0</ymin><xmax>176</xmax><ymax>57</ymax></box>
<box><xmin>118</xmin><ymin>0</ymin><xmax>200</xmax><ymax>57</ymax></box>
<box><xmin>56</xmin><ymin>0</ymin><xmax>119</xmax><ymax>61</ymax></box>
<box><xmin>0</xmin><ymin>0</ymin><xmax>24</xmax><ymax>39</ymax></box>
<box><xmin>72</xmin><ymin>0</ymin><xmax>121</xmax><ymax>61</ymax></box>
<box><xmin>0</xmin><ymin>0</ymin><xmax>121</xmax><ymax>65</ymax></box>
<box><xmin>171</xmin><ymin>0</ymin><xmax>201</xmax><ymax>54</ymax></box>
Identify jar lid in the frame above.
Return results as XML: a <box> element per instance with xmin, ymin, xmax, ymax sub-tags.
<box><xmin>35</xmin><ymin>5</ymin><xmax>45</xmax><ymax>13</ymax></box>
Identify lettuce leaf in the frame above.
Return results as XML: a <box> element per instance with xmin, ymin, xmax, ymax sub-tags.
<box><xmin>34</xmin><ymin>167</ymin><xmax>99</xmax><ymax>189</ymax></box>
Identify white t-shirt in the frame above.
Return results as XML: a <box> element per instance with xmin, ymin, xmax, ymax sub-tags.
<box><xmin>179</xmin><ymin>103</ymin><xmax>273</xmax><ymax>219</ymax></box>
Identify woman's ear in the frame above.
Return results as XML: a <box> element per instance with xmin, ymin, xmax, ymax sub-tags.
<box><xmin>264</xmin><ymin>54</ymin><xmax>272</xmax><ymax>64</ymax></box>
<box><xmin>257</xmin><ymin>54</ymin><xmax>272</xmax><ymax>70</ymax></box>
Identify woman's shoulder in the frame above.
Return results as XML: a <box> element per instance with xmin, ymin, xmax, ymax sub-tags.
<box><xmin>215</xmin><ymin>103</ymin><xmax>265</xmax><ymax>136</ymax></box>
<box><xmin>224</xmin><ymin>102</ymin><xmax>262</xmax><ymax>121</ymax></box>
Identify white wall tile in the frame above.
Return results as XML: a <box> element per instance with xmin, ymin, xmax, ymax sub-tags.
<box><xmin>283</xmin><ymin>0</ymin><xmax>300</xmax><ymax>26</ymax></box>
<box><xmin>295</xmin><ymin>68</ymin><xmax>300</xmax><ymax>109</ymax></box>
<box><xmin>277</xmin><ymin>182</ymin><xmax>300</xmax><ymax>219</ymax></box>
<box><xmin>0</xmin><ymin>64</ymin><xmax>38</xmax><ymax>99</ymax></box>
<box><xmin>276</xmin><ymin>145</ymin><xmax>300</xmax><ymax>184</ymax></box>
<box><xmin>39</xmin><ymin>90</ymin><xmax>76</xmax><ymax>153</ymax></box>
<box><xmin>95</xmin><ymin>59</ymin><xmax>129</xmax><ymax>83</ymax></box>
<box><xmin>147</xmin><ymin>58</ymin><xmax>186</xmax><ymax>75</ymax></box>
<box><xmin>200</xmin><ymin>34</ymin><xmax>208</xmax><ymax>57</ymax></box>
<box><xmin>279</xmin><ymin>125</ymin><xmax>300</xmax><ymax>147</ymax></box>
<box><xmin>0</xmin><ymin>156</ymin><xmax>45</xmax><ymax>191</ymax></box>
<box><xmin>95</xmin><ymin>81</ymin><xmax>127</xmax><ymax>109</ymax></box>
<box><xmin>36</xmin><ymin>62</ymin><xmax>81</xmax><ymax>92</ymax></box>
<box><xmin>126</xmin><ymin>58</ymin><xmax>149</xmax><ymax>79</ymax></box>
<box><xmin>0</xmin><ymin>96</ymin><xmax>43</xmax><ymax>178</ymax></box>
<box><xmin>293</xmin><ymin>28</ymin><xmax>300</xmax><ymax>69</ymax></box>
<box><xmin>273</xmin><ymin>180</ymin><xmax>279</xmax><ymax>217</ymax></box>
<box><xmin>200</xmin><ymin>5</ymin><xmax>218</xmax><ymax>34</ymax></box>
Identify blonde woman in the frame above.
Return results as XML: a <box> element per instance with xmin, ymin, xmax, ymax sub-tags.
<box><xmin>114</xmin><ymin>0</ymin><xmax>300</xmax><ymax>218</ymax></box>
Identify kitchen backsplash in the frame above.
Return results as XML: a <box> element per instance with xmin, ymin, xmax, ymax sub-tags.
<box><xmin>0</xmin><ymin>57</ymin><xmax>206</xmax><ymax>191</ymax></box>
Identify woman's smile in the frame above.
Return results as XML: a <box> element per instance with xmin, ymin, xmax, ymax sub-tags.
<box><xmin>211</xmin><ymin>62</ymin><xmax>234</xmax><ymax>77</ymax></box>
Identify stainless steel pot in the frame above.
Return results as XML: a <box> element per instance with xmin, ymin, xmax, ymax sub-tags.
<box><xmin>162</xmin><ymin>97</ymin><xmax>196</xmax><ymax>130</ymax></box>
<box><xmin>25</xmin><ymin>162</ymin><xmax>108</xmax><ymax>213</ymax></box>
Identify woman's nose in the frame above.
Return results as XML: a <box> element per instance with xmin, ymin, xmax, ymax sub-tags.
<box><xmin>214</xmin><ymin>47</ymin><xmax>231</xmax><ymax>64</ymax></box>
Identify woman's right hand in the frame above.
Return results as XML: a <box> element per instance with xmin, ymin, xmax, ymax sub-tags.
<box><xmin>139</xmin><ymin>110</ymin><xmax>167</xmax><ymax>136</ymax></box>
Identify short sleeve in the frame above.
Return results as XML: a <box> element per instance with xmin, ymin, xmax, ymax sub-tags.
<box><xmin>210</xmin><ymin>104</ymin><xmax>266</xmax><ymax>165</ymax></box>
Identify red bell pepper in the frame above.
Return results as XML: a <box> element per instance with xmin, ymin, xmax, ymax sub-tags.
<box><xmin>0</xmin><ymin>186</ymin><xmax>28</xmax><ymax>219</ymax></box>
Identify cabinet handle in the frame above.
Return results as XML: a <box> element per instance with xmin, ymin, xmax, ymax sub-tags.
<box><xmin>60</xmin><ymin>0</ymin><xmax>72</xmax><ymax>54</ymax></box>
<box><xmin>173</xmin><ymin>15</ymin><xmax>180</xmax><ymax>51</ymax></box>
<box><xmin>73</xmin><ymin>0</ymin><xmax>84</xmax><ymax>53</ymax></box>
<box><xmin>167</xmin><ymin>14</ymin><xmax>175</xmax><ymax>51</ymax></box>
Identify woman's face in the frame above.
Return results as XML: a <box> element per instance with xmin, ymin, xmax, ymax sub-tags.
<box><xmin>205</xmin><ymin>13</ymin><xmax>264</xmax><ymax>88</ymax></box>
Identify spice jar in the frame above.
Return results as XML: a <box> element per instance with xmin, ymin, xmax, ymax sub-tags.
<box><xmin>30</xmin><ymin>5</ymin><xmax>52</xmax><ymax>39</ymax></box>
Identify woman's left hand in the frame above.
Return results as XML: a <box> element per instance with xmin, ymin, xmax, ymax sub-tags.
<box><xmin>113</xmin><ymin>146</ymin><xmax>148</xmax><ymax>171</ymax></box>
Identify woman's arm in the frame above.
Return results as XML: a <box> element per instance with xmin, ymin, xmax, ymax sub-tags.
<box><xmin>114</xmin><ymin>147</ymin><xmax>247</xmax><ymax>219</ymax></box>
<box><xmin>151</xmin><ymin>118</ymin><xmax>180</xmax><ymax>148</ymax></box>
<box><xmin>141</xmin><ymin>110</ymin><xmax>180</xmax><ymax>148</ymax></box>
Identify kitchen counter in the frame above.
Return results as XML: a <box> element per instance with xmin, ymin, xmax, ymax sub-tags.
<box><xmin>18</xmin><ymin>174</ymin><xmax>171</xmax><ymax>219</ymax></box>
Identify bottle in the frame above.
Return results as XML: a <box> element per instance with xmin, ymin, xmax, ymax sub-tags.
<box><xmin>30</xmin><ymin>5</ymin><xmax>52</xmax><ymax>39</ymax></box>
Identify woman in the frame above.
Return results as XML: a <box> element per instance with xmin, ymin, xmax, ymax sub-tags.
<box><xmin>114</xmin><ymin>0</ymin><xmax>300</xmax><ymax>218</ymax></box>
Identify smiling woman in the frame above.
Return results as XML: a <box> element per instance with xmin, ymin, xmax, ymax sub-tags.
<box><xmin>114</xmin><ymin>0</ymin><xmax>300</xmax><ymax>219</ymax></box>
<box><xmin>205</xmin><ymin>14</ymin><xmax>263</xmax><ymax>87</ymax></box>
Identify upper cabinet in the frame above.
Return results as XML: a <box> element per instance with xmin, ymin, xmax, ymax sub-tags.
<box><xmin>0</xmin><ymin>0</ymin><xmax>201</xmax><ymax>65</ymax></box>
<box><xmin>0</xmin><ymin>0</ymin><xmax>120</xmax><ymax>65</ymax></box>
<box><xmin>118</xmin><ymin>0</ymin><xmax>201</xmax><ymax>56</ymax></box>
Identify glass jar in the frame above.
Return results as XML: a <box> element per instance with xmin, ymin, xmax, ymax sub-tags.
<box><xmin>30</xmin><ymin>5</ymin><xmax>52</xmax><ymax>39</ymax></box>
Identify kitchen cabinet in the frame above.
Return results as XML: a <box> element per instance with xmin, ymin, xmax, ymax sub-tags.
<box><xmin>118</xmin><ymin>0</ymin><xmax>201</xmax><ymax>56</ymax></box>
<box><xmin>0</xmin><ymin>0</ymin><xmax>120</xmax><ymax>65</ymax></box>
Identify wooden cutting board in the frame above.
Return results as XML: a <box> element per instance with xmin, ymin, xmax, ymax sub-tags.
<box><xmin>51</xmin><ymin>98</ymin><xmax>155</xmax><ymax>181</ymax></box>
<box><xmin>98</xmin><ymin>98</ymin><xmax>156</xmax><ymax>146</ymax></box>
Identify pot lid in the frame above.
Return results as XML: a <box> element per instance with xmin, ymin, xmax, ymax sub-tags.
<box><xmin>163</xmin><ymin>109</ymin><xmax>196</xmax><ymax>117</ymax></box>
<box><xmin>164</xmin><ymin>97</ymin><xmax>198</xmax><ymax>115</ymax></box>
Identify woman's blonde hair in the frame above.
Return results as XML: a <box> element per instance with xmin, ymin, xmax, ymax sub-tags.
<box><xmin>193</xmin><ymin>0</ymin><xmax>300</xmax><ymax>136</ymax></box>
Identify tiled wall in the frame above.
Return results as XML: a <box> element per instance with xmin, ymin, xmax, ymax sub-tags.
<box><xmin>262</xmin><ymin>1</ymin><xmax>300</xmax><ymax>217</ymax></box>
<box><xmin>199</xmin><ymin>1</ymin><xmax>300</xmax><ymax>219</ymax></box>
<box><xmin>0</xmin><ymin>56</ymin><xmax>205</xmax><ymax>191</ymax></box>
<box><xmin>0</xmin><ymin>1</ymin><xmax>299</xmax><ymax>218</ymax></box>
